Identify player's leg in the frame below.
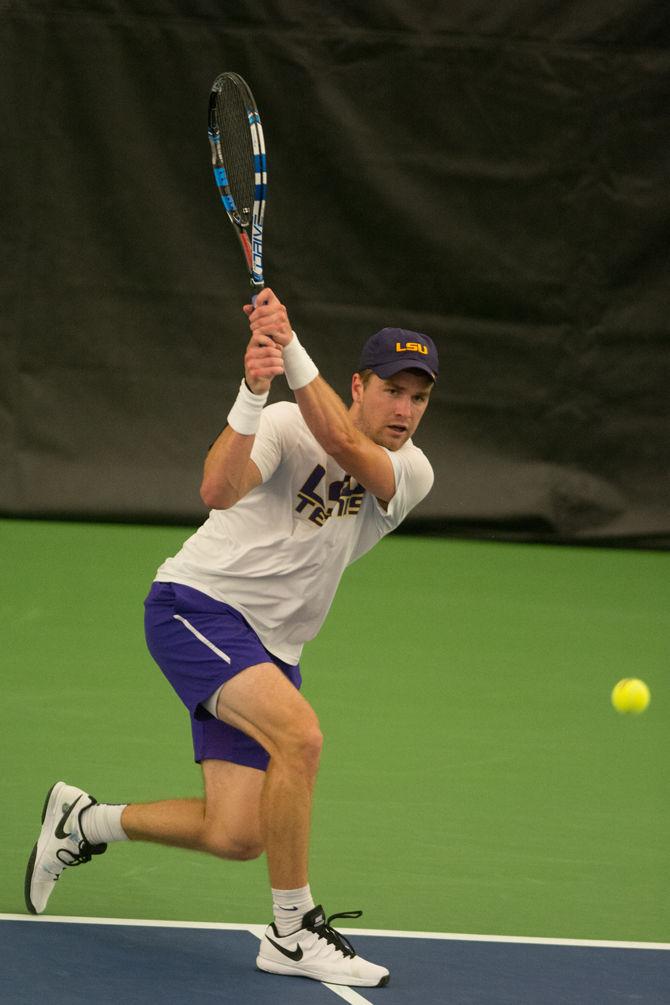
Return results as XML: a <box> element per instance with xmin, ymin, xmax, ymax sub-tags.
<box><xmin>120</xmin><ymin>759</ymin><xmax>265</xmax><ymax>861</ymax></box>
<box><xmin>23</xmin><ymin>585</ymin><xmax>277</xmax><ymax>916</ymax></box>
<box><xmin>211</xmin><ymin>663</ymin><xmax>389</xmax><ymax>988</ymax></box>
<box><xmin>210</xmin><ymin>660</ymin><xmax>323</xmax><ymax>891</ymax></box>
<box><xmin>114</xmin><ymin>654</ymin><xmax>324</xmax><ymax>879</ymax></box>
<box><xmin>23</xmin><ymin>762</ymin><xmax>266</xmax><ymax>916</ymax></box>
<box><xmin>26</xmin><ymin>660</ymin><xmax>318</xmax><ymax>913</ymax></box>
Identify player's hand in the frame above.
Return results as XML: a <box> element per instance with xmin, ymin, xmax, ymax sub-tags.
<box><xmin>243</xmin><ymin>325</ymin><xmax>284</xmax><ymax>395</ymax></box>
<box><xmin>242</xmin><ymin>288</ymin><xmax>294</xmax><ymax>348</ymax></box>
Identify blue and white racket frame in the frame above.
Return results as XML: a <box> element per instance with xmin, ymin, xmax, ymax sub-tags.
<box><xmin>207</xmin><ymin>72</ymin><xmax>267</xmax><ymax>302</ymax></box>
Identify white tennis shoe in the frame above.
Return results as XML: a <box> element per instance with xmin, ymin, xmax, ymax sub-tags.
<box><xmin>24</xmin><ymin>781</ymin><xmax>107</xmax><ymax>914</ymax></box>
<box><xmin>256</xmin><ymin>905</ymin><xmax>390</xmax><ymax>987</ymax></box>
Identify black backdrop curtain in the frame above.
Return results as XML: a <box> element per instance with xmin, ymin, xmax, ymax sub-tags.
<box><xmin>2</xmin><ymin>2</ymin><xmax>669</xmax><ymax>545</ymax></box>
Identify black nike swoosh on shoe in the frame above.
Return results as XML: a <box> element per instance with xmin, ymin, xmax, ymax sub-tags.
<box><xmin>54</xmin><ymin>795</ymin><xmax>83</xmax><ymax>839</ymax></box>
<box><xmin>266</xmin><ymin>936</ymin><xmax>304</xmax><ymax>962</ymax></box>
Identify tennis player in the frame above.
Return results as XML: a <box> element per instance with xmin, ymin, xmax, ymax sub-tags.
<box><xmin>25</xmin><ymin>289</ymin><xmax>438</xmax><ymax>989</ymax></box>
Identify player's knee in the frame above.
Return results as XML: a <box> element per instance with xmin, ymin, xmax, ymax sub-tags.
<box><xmin>203</xmin><ymin>828</ymin><xmax>264</xmax><ymax>861</ymax></box>
<box><xmin>225</xmin><ymin>837</ymin><xmax>264</xmax><ymax>861</ymax></box>
<box><xmin>285</xmin><ymin>715</ymin><xmax>323</xmax><ymax>774</ymax></box>
<box><xmin>304</xmin><ymin>722</ymin><xmax>324</xmax><ymax>768</ymax></box>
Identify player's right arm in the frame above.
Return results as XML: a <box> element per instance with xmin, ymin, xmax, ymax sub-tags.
<box><xmin>200</xmin><ymin>319</ymin><xmax>283</xmax><ymax>510</ymax></box>
<box><xmin>200</xmin><ymin>427</ymin><xmax>263</xmax><ymax>510</ymax></box>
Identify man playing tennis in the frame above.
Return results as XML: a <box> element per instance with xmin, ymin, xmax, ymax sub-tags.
<box><xmin>25</xmin><ymin>290</ymin><xmax>438</xmax><ymax>989</ymax></box>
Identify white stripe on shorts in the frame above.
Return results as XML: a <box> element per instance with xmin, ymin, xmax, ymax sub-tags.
<box><xmin>172</xmin><ymin>614</ymin><xmax>232</xmax><ymax>664</ymax></box>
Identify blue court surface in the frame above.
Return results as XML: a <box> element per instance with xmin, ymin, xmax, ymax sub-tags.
<box><xmin>1</xmin><ymin>915</ymin><xmax>668</xmax><ymax>1004</ymax></box>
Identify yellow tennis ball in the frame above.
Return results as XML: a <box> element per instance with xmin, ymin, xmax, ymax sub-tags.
<box><xmin>611</xmin><ymin>678</ymin><xmax>650</xmax><ymax>715</ymax></box>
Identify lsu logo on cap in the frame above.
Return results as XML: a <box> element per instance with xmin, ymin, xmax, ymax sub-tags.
<box><xmin>358</xmin><ymin>327</ymin><xmax>439</xmax><ymax>379</ymax></box>
<box><xmin>395</xmin><ymin>341</ymin><xmax>428</xmax><ymax>355</ymax></box>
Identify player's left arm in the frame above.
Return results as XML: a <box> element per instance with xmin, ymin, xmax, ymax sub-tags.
<box><xmin>245</xmin><ymin>292</ymin><xmax>397</xmax><ymax>502</ymax></box>
<box><xmin>294</xmin><ymin>375</ymin><xmax>397</xmax><ymax>502</ymax></box>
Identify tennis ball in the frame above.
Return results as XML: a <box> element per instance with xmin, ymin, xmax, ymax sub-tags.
<box><xmin>611</xmin><ymin>678</ymin><xmax>650</xmax><ymax>715</ymax></box>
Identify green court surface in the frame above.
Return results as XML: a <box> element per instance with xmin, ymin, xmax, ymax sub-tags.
<box><xmin>2</xmin><ymin>519</ymin><xmax>668</xmax><ymax>943</ymax></box>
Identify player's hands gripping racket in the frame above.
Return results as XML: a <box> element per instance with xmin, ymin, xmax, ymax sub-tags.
<box><xmin>208</xmin><ymin>72</ymin><xmax>267</xmax><ymax>303</ymax></box>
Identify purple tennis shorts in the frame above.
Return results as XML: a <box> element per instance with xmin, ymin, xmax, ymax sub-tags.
<box><xmin>144</xmin><ymin>581</ymin><xmax>302</xmax><ymax>770</ymax></box>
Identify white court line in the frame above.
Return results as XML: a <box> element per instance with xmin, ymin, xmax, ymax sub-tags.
<box><xmin>339</xmin><ymin>927</ymin><xmax>670</xmax><ymax>952</ymax></box>
<box><xmin>1</xmin><ymin>913</ymin><xmax>259</xmax><ymax>931</ymax></box>
<box><xmin>321</xmin><ymin>985</ymin><xmax>375</xmax><ymax>1005</ymax></box>
<box><xmin>2</xmin><ymin>914</ymin><xmax>668</xmax><ymax>951</ymax></box>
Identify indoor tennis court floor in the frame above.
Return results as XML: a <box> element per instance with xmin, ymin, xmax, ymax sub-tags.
<box><xmin>5</xmin><ymin>522</ymin><xmax>669</xmax><ymax>1002</ymax></box>
<box><xmin>2</xmin><ymin>913</ymin><xmax>668</xmax><ymax>1004</ymax></box>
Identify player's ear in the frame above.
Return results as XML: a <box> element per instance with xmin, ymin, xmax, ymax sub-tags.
<box><xmin>351</xmin><ymin>372</ymin><xmax>364</xmax><ymax>403</ymax></box>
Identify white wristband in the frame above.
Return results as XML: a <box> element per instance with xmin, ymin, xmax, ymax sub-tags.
<box><xmin>283</xmin><ymin>331</ymin><xmax>319</xmax><ymax>390</ymax></box>
<box><xmin>227</xmin><ymin>379</ymin><xmax>268</xmax><ymax>435</ymax></box>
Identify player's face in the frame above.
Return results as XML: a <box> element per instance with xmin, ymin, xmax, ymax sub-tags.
<box><xmin>352</xmin><ymin>371</ymin><xmax>433</xmax><ymax>450</ymax></box>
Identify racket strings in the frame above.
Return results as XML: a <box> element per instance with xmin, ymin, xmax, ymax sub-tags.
<box><xmin>214</xmin><ymin>80</ymin><xmax>256</xmax><ymax>226</ymax></box>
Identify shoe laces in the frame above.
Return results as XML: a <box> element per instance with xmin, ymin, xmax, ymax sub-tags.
<box><xmin>56</xmin><ymin>837</ymin><xmax>106</xmax><ymax>870</ymax></box>
<box><xmin>309</xmin><ymin>910</ymin><xmax>363</xmax><ymax>959</ymax></box>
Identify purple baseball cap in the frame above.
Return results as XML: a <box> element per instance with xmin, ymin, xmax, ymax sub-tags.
<box><xmin>358</xmin><ymin>327</ymin><xmax>439</xmax><ymax>381</ymax></box>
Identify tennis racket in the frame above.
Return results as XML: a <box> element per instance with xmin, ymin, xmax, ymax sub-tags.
<box><xmin>208</xmin><ymin>72</ymin><xmax>267</xmax><ymax>300</ymax></box>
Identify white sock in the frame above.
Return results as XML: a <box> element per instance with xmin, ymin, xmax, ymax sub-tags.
<box><xmin>80</xmin><ymin>803</ymin><xmax>129</xmax><ymax>845</ymax></box>
<box><xmin>272</xmin><ymin>885</ymin><xmax>315</xmax><ymax>936</ymax></box>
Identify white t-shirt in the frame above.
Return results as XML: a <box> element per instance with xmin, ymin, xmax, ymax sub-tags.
<box><xmin>155</xmin><ymin>402</ymin><xmax>433</xmax><ymax>664</ymax></box>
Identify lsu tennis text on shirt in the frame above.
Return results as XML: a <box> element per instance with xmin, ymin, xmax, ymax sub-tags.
<box><xmin>296</xmin><ymin>467</ymin><xmax>366</xmax><ymax>526</ymax></box>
